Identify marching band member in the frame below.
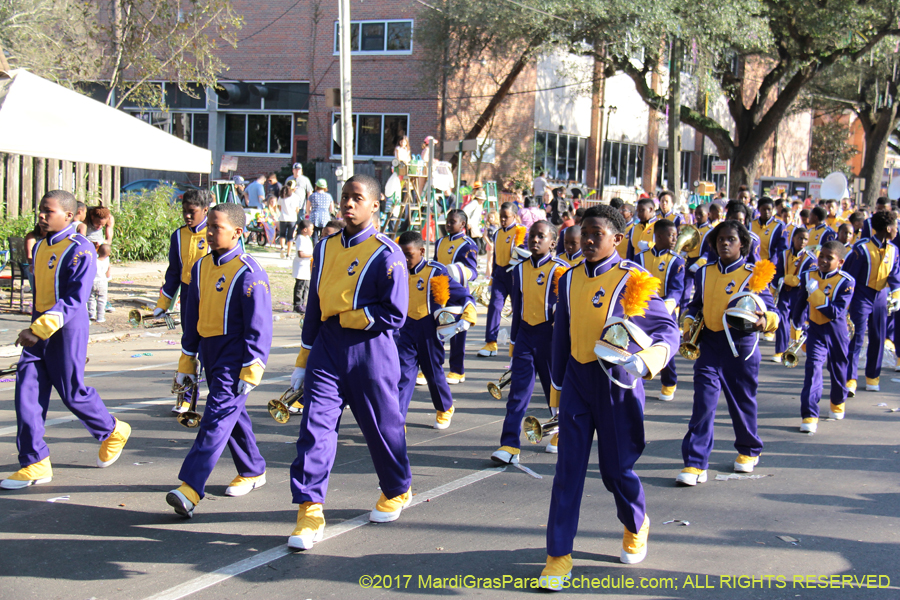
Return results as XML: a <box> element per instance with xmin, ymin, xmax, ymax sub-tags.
<box><xmin>837</xmin><ymin>222</ymin><xmax>855</xmax><ymax>248</ymax></box>
<box><xmin>154</xmin><ymin>189</ymin><xmax>211</xmax><ymax>414</ymax></box>
<box><xmin>824</xmin><ymin>200</ymin><xmax>844</xmax><ymax>230</ymax></box>
<box><xmin>2</xmin><ymin>191</ymin><xmax>130</xmax><ymax>490</ymax></box>
<box><xmin>771</xmin><ymin>228</ymin><xmax>815</xmax><ymax>363</ymax></box>
<box><xmin>657</xmin><ymin>190</ymin><xmax>683</xmax><ymax>227</ymax></box>
<box><xmin>807</xmin><ymin>207</ymin><xmax>837</xmax><ymax>249</ymax></box>
<box><xmin>287</xmin><ymin>175</ymin><xmax>411</xmax><ymax>551</ymax></box>
<box><xmin>724</xmin><ymin>202</ymin><xmax>762</xmax><ymax>263</ymax></box>
<box><xmin>166</xmin><ymin>203</ymin><xmax>271</xmax><ymax>518</ymax></box>
<box><xmin>540</xmin><ymin>206</ymin><xmax>679</xmax><ymax>590</ymax></box>
<box><xmin>681</xmin><ymin>204</ymin><xmax>716</xmax><ymax>311</ymax></box>
<box><xmin>433</xmin><ymin>209</ymin><xmax>478</xmax><ymax>384</ymax></box>
<box><xmin>635</xmin><ymin>219</ymin><xmax>685</xmax><ymax>401</ymax></box>
<box><xmin>859</xmin><ymin>197</ymin><xmax>891</xmax><ymax>239</ymax></box>
<box><xmin>626</xmin><ymin>198</ymin><xmax>658</xmax><ymax>260</ymax></box>
<box><xmin>751</xmin><ymin>197</ymin><xmax>787</xmax><ymax>264</ymax></box>
<box><xmin>843</xmin><ymin>210</ymin><xmax>900</xmax><ymax>395</ymax></box>
<box><xmin>677</xmin><ymin>221</ymin><xmax>778</xmax><ymax>487</ymax></box>
<box><xmin>559</xmin><ymin>225</ymin><xmax>584</xmax><ymax>267</ymax></box>
<box><xmin>398</xmin><ymin>230</ymin><xmax>476</xmax><ymax>428</ymax></box>
<box><xmin>616</xmin><ymin>203</ymin><xmax>635</xmax><ymax>259</ymax></box>
<box><xmin>478</xmin><ymin>203</ymin><xmax>527</xmax><ymax>357</ymax></box>
<box><xmin>790</xmin><ymin>241</ymin><xmax>853</xmax><ymax>433</ymax></box>
<box><xmin>492</xmin><ymin>221</ymin><xmax>568</xmax><ymax>463</ymax></box>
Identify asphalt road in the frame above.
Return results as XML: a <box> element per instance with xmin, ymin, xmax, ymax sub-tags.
<box><xmin>0</xmin><ymin>320</ymin><xmax>898</xmax><ymax>600</ymax></box>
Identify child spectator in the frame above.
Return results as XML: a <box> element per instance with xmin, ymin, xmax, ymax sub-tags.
<box><xmin>85</xmin><ymin>206</ymin><xmax>112</xmax><ymax>246</ymax></box>
<box><xmin>88</xmin><ymin>244</ymin><xmax>112</xmax><ymax>323</ymax></box>
<box><xmin>293</xmin><ymin>219</ymin><xmax>314</xmax><ymax>314</ymax></box>
<box><xmin>278</xmin><ymin>181</ymin><xmax>301</xmax><ymax>259</ymax></box>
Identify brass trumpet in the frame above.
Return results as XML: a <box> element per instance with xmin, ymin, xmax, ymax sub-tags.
<box><xmin>487</xmin><ymin>369</ymin><xmax>512</xmax><ymax>400</ymax></box>
<box><xmin>268</xmin><ymin>386</ymin><xmax>304</xmax><ymax>424</ymax></box>
<box><xmin>175</xmin><ymin>378</ymin><xmax>202</xmax><ymax>428</ymax></box>
<box><xmin>523</xmin><ymin>414</ymin><xmax>559</xmax><ymax>444</ymax></box>
<box><xmin>129</xmin><ymin>309</ymin><xmax>178</xmax><ymax>330</ymax></box>
<box><xmin>679</xmin><ymin>311</ymin><xmax>704</xmax><ymax>361</ymax></box>
<box><xmin>782</xmin><ymin>332</ymin><xmax>808</xmax><ymax>368</ymax></box>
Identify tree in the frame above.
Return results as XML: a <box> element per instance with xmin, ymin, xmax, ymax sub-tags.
<box><xmin>808</xmin><ymin>120</ymin><xmax>858</xmax><ymax>180</ymax></box>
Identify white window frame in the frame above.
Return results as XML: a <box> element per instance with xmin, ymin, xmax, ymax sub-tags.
<box><xmin>332</xmin><ymin>19</ymin><xmax>414</xmax><ymax>55</ymax></box>
<box><xmin>330</xmin><ymin>112</ymin><xmax>411</xmax><ymax>160</ymax></box>
<box><xmin>223</xmin><ymin>113</ymin><xmax>294</xmax><ymax>157</ymax></box>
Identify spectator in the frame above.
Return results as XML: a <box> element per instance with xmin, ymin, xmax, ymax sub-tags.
<box><xmin>306</xmin><ymin>178</ymin><xmax>335</xmax><ymax>245</ymax></box>
<box><xmin>286</xmin><ymin>163</ymin><xmax>314</xmax><ymax>204</ymax></box>
<box><xmin>533</xmin><ymin>171</ymin><xmax>548</xmax><ymax>201</ymax></box>
<box><xmin>266</xmin><ymin>173</ymin><xmax>282</xmax><ymax>199</ymax></box>
<box><xmin>463</xmin><ymin>188</ymin><xmax>485</xmax><ymax>254</ymax></box>
<box><xmin>244</xmin><ymin>174</ymin><xmax>267</xmax><ymax>209</ymax></box>
<box><xmin>394</xmin><ymin>135</ymin><xmax>412</xmax><ymax>164</ymax></box>
<box><xmin>85</xmin><ymin>206</ymin><xmax>112</xmax><ymax>246</ymax></box>
<box><xmin>277</xmin><ymin>180</ymin><xmax>301</xmax><ymax>259</ymax></box>
<box><xmin>231</xmin><ymin>176</ymin><xmax>248</xmax><ymax>205</ymax></box>
<box><xmin>88</xmin><ymin>244</ymin><xmax>112</xmax><ymax>323</ymax></box>
<box><xmin>519</xmin><ymin>196</ymin><xmax>546</xmax><ymax>237</ymax></box>
<box><xmin>292</xmin><ymin>219</ymin><xmax>314</xmax><ymax>314</ymax></box>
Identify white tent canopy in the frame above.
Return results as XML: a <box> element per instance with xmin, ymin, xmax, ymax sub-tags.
<box><xmin>0</xmin><ymin>69</ymin><xmax>211</xmax><ymax>173</ymax></box>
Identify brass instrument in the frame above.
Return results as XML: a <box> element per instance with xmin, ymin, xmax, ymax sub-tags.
<box><xmin>129</xmin><ymin>309</ymin><xmax>178</xmax><ymax>330</ymax></box>
<box><xmin>673</xmin><ymin>224</ymin><xmax>701</xmax><ymax>256</ymax></box>
<box><xmin>782</xmin><ymin>332</ymin><xmax>808</xmax><ymax>368</ymax></box>
<box><xmin>847</xmin><ymin>319</ymin><xmax>855</xmax><ymax>340</ymax></box>
<box><xmin>268</xmin><ymin>386</ymin><xmax>304</xmax><ymax>424</ymax></box>
<box><xmin>523</xmin><ymin>414</ymin><xmax>559</xmax><ymax>444</ymax></box>
<box><xmin>471</xmin><ymin>280</ymin><xmax>491</xmax><ymax>308</ymax></box>
<box><xmin>175</xmin><ymin>378</ymin><xmax>202</xmax><ymax>428</ymax></box>
<box><xmin>0</xmin><ymin>362</ymin><xmax>18</xmax><ymax>377</ymax></box>
<box><xmin>679</xmin><ymin>311</ymin><xmax>704</xmax><ymax>361</ymax></box>
<box><xmin>487</xmin><ymin>369</ymin><xmax>512</xmax><ymax>400</ymax></box>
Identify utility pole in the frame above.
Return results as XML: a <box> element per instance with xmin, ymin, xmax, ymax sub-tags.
<box><xmin>338</xmin><ymin>0</ymin><xmax>354</xmax><ymax>181</ymax></box>
<box><xmin>667</xmin><ymin>38</ymin><xmax>682</xmax><ymax>195</ymax></box>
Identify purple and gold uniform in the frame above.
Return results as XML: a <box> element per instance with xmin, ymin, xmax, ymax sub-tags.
<box><xmin>176</xmin><ymin>244</ymin><xmax>272</xmax><ymax>498</ymax></box>
<box><xmin>681</xmin><ymin>258</ymin><xmax>778</xmax><ymax>470</ymax></box>
<box><xmin>751</xmin><ymin>216</ymin><xmax>787</xmax><ymax>264</ymax></box>
<box><xmin>791</xmin><ymin>268</ymin><xmax>854</xmax><ymax>419</ymax></box>
<box><xmin>695</xmin><ymin>228</ymin><xmax>761</xmax><ymax>267</ymax></box>
<box><xmin>681</xmin><ymin>220</ymin><xmax>715</xmax><ymax>309</ymax></box>
<box><xmin>499</xmin><ymin>255</ymin><xmax>568</xmax><ymax>448</ymax></box>
<box><xmin>398</xmin><ymin>260</ymin><xmax>476</xmax><ymax>418</ymax></box>
<box><xmin>773</xmin><ymin>247</ymin><xmax>816</xmax><ymax>355</ymax></box>
<box><xmin>616</xmin><ymin>221</ymin><xmax>635</xmax><ymax>259</ymax></box>
<box><xmin>156</xmin><ymin>218</ymin><xmax>209</xmax><ymax>311</ymax></box>
<box><xmin>559</xmin><ymin>249</ymin><xmax>584</xmax><ymax>268</ymax></box>
<box><xmin>14</xmin><ymin>225</ymin><xmax>117</xmax><ymax>468</ymax></box>
<box><xmin>636</xmin><ymin>247</ymin><xmax>685</xmax><ymax>392</ymax></box>
<box><xmin>290</xmin><ymin>225</ymin><xmax>411</xmax><ymax>505</ymax></box>
<box><xmin>546</xmin><ymin>254</ymin><xmax>679</xmax><ymax>557</ymax></box>
<box><xmin>843</xmin><ymin>236</ymin><xmax>900</xmax><ymax>387</ymax></box>
<box><xmin>808</xmin><ymin>223</ymin><xmax>836</xmax><ymax>249</ymax></box>
<box><xmin>626</xmin><ymin>217</ymin><xmax>657</xmax><ymax>261</ymax></box>
<box><xmin>433</xmin><ymin>232</ymin><xmax>478</xmax><ymax>376</ymax></box>
<box><xmin>484</xmin><ymin>223</ymin><xmax>527</xmax><ymax>345</ymax></box>
<box><xmin>657</xmin><ymin>210</ymin><xmax>683</xmax><ymax>228</ymax></box>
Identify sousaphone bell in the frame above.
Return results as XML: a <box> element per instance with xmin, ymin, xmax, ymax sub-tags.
<box><xmin>487</xmin><ymin>369</ymin><xmax>512</xmax><ymax>400</ymax></box>
<box><xmin>268</xmin><ymin>386</ymin><xmax>304</xmax><ymax>424</ymax></box>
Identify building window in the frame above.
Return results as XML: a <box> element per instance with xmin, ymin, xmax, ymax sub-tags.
<box><xmin>333</xmin><ymin>20</ymin><xmax>413</xmax><ymax>54</ymax></box>
<box><xmin>601</xmin><ymin>141</ymin><xmax>644</xmax><ymax>187</ymax></box>
<box><xmin>534</xmin><ymin>130</ymin><xmax>588</xmax><ymax>183</ymax></box>
<box><xmin>127</xmin><ymin>110</ymin><xmax>209</xmax><ymax>149</ymax></box>
<box><xmin>657</xmin><ymin>149</ymin><xmax>692</xmax><ymax>190</ymax></box>
<box><xmin>217</xmin><ymin>81</ymin><xmax>309</xmax><ymax>111</ymax></box>
<box><xmin>331</xmin><ymin>113</ymin><xmax>409</xmax><ymax>159</ymax></box>
<box><xmin>224</xmin><ymin>113</ymin><xmax>293</xmax><ymax>155</ymax></box>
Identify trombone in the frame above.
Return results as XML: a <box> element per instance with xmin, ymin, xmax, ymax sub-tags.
<box><xmin>679</xmin><ymin>311</ymin><xmax>704</xmax><ymax>361</ymax></box>
<box><xmin>487</xmin><ymin>369</ymin><xmax>512</xmax><ymax>400</ymax></box>
<box><xmin>782</xmin><ymin>332</ymin><xmax>808</xmax><ymax>368</ymax></box>
<box><xmin>175</xmin><ymin>378</ymin><xmax>202</xmax><ymax>428</ymax></box>
<box><xmin>267</xmin><ymin>386</ymin><xmax>304</xmax><ymax>424</ymax></box>
<box><xmin>523</xmin><ymin>414</ymin><xmax>559</xmax><ymax>444</ymax></box>
<box><xmin>129</xmin><ymin>309</ymin><xmax>178</xmax><ymax>330</ymax></box>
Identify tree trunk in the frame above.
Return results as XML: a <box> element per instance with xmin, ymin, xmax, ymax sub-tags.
<box><xmin>859</xmin><ymin>106</ymin><xmax>900</xmax><ymax>208</ymax></box>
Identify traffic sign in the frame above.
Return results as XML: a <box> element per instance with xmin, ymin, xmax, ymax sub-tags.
<box><xmin>711</xmin><ymin>160</ymin><xmax>728</xmax><ymax>174</ymax></box>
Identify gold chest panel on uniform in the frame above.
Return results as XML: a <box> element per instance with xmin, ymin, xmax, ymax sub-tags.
<box><xmin>34</xmin><ymin>238</ymin><xmax>77</xmax><ymax>313</ymax></box>
<box><xmin>688</xmin><ymin>223</ymin><xmax>712</xmax><ymax>259</ymax></box>
<box><xmin>408</xmin><ymin>264</ymin><xmax>437</xmax><ymax>321</ymax></box>
<box><xmin>642</xmin><ymin>251</ymin><xmax>676</xmax><ymax>296</ymax></box>
<box><xmin>617</xmin><ymin>223</ymin><xmax>634</xmax><ymax>257</ymax></box>
<box><xmin>179</xmin><ymin>226</ymin><xmax>208</xmax><ymax>284</ymax></box>
<box><xmin>752</xmin><ymin>221</ymin><xmax>778</xmax><ymax>261</ymax></box>
<box><xmin>809</xmin><ymin>226</ymin><xmax>830</xmax><ymax>246</ymax></box>
<box><xmin>808</xmin><ymin>271</ymin><xmax>846</xmax><ymax>325</ymax></box>
<box><xmin>784</xmin><ymin>251</ymin><xmax>805</xmax><ymax>282</ymax></box>
<box><xmin>318</xmin><ymin>235</ymin><xmax>383</xmax><ymax>319</ymax></box>
<box><xmin>632</xmin><ymin>222</ymin><xmax>655</xmax><ymax>253</ymax></box>
<box><xmin>861</xmin><ymin>240</ymin><xmax>896</xmax><ymax>290</ymax></box>
<box><xmin>703</xmin><ymin>265</ymin><xmax>753</xmax><ymax>332</ymax></box>
<box><xmin>522</xmin><ymin>260</ymin><xmax>561</xmax><ymax>326</ymax></box>
<box><xmin>435</xmin><ymin>237</ymin><xmax>461</xmax><ymax>266</ymax></box>
<box><xmin>197</xmin><ymin>255</ymin><xmax>248</xmax><ymax>337</ymax></box>
<box><xmin>568</xmin><ymin>266</ymin><xmax>630</xmax><ymax>364</ymax></box>
<box><xmin>495</xmin><ymin>226</ymin><xmax>524</xmax><ymax>267</ymax></box>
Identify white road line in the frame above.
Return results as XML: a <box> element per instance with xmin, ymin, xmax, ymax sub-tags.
<box><xmin>143</xmin><ymin>466</ymin><xmax>506</xmax><ymax>600</ymax></box>
<box><xmin>0</xmin><ymin>361</ymin><xmax>180</xmax><ymax>393</ymax></box>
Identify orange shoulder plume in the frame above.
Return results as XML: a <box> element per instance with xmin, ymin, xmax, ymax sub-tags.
<box><xmin>551</xmin><ymin>266</ymin><xmax>568</xmax><ymax>296</ymax></box>
<box><xmin>748</xmin><ymin>259</ymin><xmax>776</xmax><ymax>293</ymax></box>
<box><xmin>514</xmin><ymin>226</ymin><xmax>526</xmax><ymax>246</ymax></box>
<box><xmin>621</xmin><ymin>269</ymin><xmax>659</xmax><ymax>319</ymax></box>
<box><xmin>431</xmin><ymin>275</ymin><xmax>450</xmax><ymax>306</ymax></box>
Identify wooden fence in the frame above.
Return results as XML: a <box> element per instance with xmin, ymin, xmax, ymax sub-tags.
<box><xmin>0</xmin><ymin>153</ymin><xmax>122</xmax><ymax>218</ymax></box>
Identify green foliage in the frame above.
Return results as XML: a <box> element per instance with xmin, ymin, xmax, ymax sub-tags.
<box><xmin>111</xmin><ymin>186</ymin><xmax>183</xmax><ymax>262</ymax></box>
<box><xmin>0</xmin><ymin>214</ymin><xmax>38</xmax><ymax>249</ymax></box>
<box><xmin>809</xmin><ymin>121</ymin><xmax>858</xmax><ymax>180</ymax></box>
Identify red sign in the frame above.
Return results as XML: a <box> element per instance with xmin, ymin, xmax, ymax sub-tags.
<box><xmin>799</xmin><ymin>170</ymin><xmax>818</xmax><ymax>178</ymax></box>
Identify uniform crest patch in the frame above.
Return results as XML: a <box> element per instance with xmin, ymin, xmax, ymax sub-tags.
<box><xmin>215</xmin><ymin>275</ymin><xmax>227</xmax><ymax>292</ymax></box>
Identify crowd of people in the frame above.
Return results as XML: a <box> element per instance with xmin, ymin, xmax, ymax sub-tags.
<box><xmin>4</xmin><ymin>174</ymin><xmax>898</xmax><ymax>591</ymax></box>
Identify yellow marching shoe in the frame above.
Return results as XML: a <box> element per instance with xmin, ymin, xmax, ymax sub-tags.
<box><xmin>545</xmin><ymin>432</ymin><xmax>559</xmax><ymax>454</ymax></box>
<box><xmin>800</xmin><ymin>417</ymin><xmax>818</xmax><ymax>433</ymax></box>
<box><xmin>659</xmin><ymin>385</ymin><xmax>676</xmax><ymax>402</ymax></box>
<box><xmin>675</xmin><ymin>467</ymin><xmax>707</xmax><ymax>486</ymax></box>
<box><xmin>762</xmin><ymin>332</ymin><xmax>775</xmax><ymax>342</ymax></box>
<box><xmin>895</xmin><ymin>357</ymin><xmax>900</xmax><ymax>372</ymax></box>
<box><xmin>370</xmin><ymin>488</ymin><xmax>412</xmax><ymax>523</ymax></box>
<box><xmin>490</xmin><ymin>445</ymin><xmax>520</xmax><ymax>465</ymax></box>
<box><xmin>847</xmin><ymin>379</ymin><xmax>857</xmax><ymax>398</ymax></box>
<box><xmin>886</xmin><ymin>339</ymin><xmax>896</xmax><ymax>353</ymax></box>
<box><xmin>828</xmin><ymin>403</ymin><xmax>845</xmax><ymax>420</ymax></box>
<box><xmin>1</xmin><ymin>457</ymin><xmax>53</xmax><ymax>490</ymax></box>
<box><xmin>166</xmin><ymin>482</ymin><xmax>200</xmax><ymax>518</ymax></box>
<box><xmin>477</xmin><ymin>342</ymin><xmax>498</xmax><ymax>357</ymax></box>
<box><xmin>288</xmin><ymin>400</ymin><xmax>304</xmax><ymax>415</ymax></box>
<box><xmin>97</xmin><ymin>419</ymin><xmax>131</xmax><ymax>468</ymax></box>
<box><xmin>621</xmin><ymin>516</ymin><xmax>649</xmax><ymax>564</ymax></box>
<box><xmin>225</xmin><ymin>472</ymin><xmax>266</xmax><ymax>497</ymax></box>
<box><xmin>416</xmin><ymin>371</ymin><xmax>427</xmax><ymax>386</ymax></box>
<box><xmin>866</xmin><ymin>377</ymin><xmax>880</xmax><ymax>392</ymax></box>
<box><xmin>171</xmin><ymin>398</ymin><xmax>190</xmax><ymax>414</ymax></box>
<box><xmin>771</xmin><ymin>352</ymin><xmax>784</xmax><ymax>363</ymax></box>
<box><xmin>288</xmin><ymin>502</ymin><xmax>325</xmax><ymax>551</ymax></box>
<box><xmin>446</xmin><ymin>372</ymin><xmax>466</xmax><ymax>385</ymax></box>
<box><xmin>734</xmin><ymin>454</ymin><xmax>759</xmax><ymax>473</ymax></box>
<box><xmin>539</xmin><ymin>554</ymin><xmax>572</xmax><ymax>591</ymax></box>
<box><xmin>434</xmin><ymin>405</ymin><xmax>455</xmax><ymax>430</ymax></box>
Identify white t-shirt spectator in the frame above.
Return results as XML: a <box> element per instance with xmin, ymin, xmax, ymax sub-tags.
<box><xmin>286</xmin><ymin>174</ymin><xmax>314</xmax><ymax>201</ymax></box>
<box><xmin>95</xmin><ymin>257</ymin><xmax>110</xmax><ymax>284</ymax></box>
<box><xmin>533</xmin><ymin>175</ymin><xmax>548</xmax><ymax>199</ymax></box>
<box><xmin>244</xmin><ymin>181</ymin><xmax>266</xmax><ymax>208</ymax></box>
<box><xmin>278</xmin><ymin>193</ymin><xmax>301</xmax><ymax>222</ymax></box>
<box><xmin>292</xmin><ymin>234</ymin><xmax>314</xmax><ymax>280</ymax></box>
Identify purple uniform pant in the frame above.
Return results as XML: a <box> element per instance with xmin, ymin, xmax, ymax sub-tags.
<box><xmin>800</xmin><ymin>323</ymin><xmax>848</xmax><ymax>419</ymax></box>
<box><xmin>15</xmin><ymin>325</ymin><xmax>115</xmax><ymax>468</ymax></box>
<box><xmin>546</xmin><ymin>360</ymin><xmax>647</xmax><ymax>557</ymax></box>
<box><xmin>397</xmin><ymin>317</ymin><xmax>453</xmax><ymax>418</ymax></box>
<box><xmin>291</xmin><ymin>319</ymin><xmax>411</xmax><ymax>504</ymax></box>
<box><xmin>449</xmin><ymin>329</ymin><xmax>466</xmax><ymax>374</ymax></box>
<box><xmin>484</xmin><ymin>268</ymin><xmax>513</xmax><ymax>344</ymax></box>
<box><xmin>660</xmin><ymin>357</ymin><xmax>677</xmax><ymax>388</ymax></box>
<box><xmin>500</xmin><ymin>321</ymin><xmax>552</xmax><ymax>449</ymax></box>
<box><xmin>682</xmin><ymin>330</ymin><xmax>763</xmax><ymax>469</ymax></box>
<box><xmin>847</xmin><ymin>288</ymin><xmax>887</xmax><ymax>382</ymax></box>
<box><xmin>774</xmin><ymin>286</ymin><xmax>801</xmax><ymax>354</ymax></box>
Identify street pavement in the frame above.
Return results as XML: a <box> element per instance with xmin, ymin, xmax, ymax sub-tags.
<box><xmin>0</xmin><ymin>319</ymin><xmax>898</xmax><ymax>600</ymax></box>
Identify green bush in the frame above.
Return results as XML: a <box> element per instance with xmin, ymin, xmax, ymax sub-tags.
<box><xmin>0</xmin><ymin>214</ymin><xmax>38</xmax><ymax>249</ymax></box>
<box><xmin>111</xmin><ymin>186</ymin><xmax>183</xmax><ymax>262</ymax></box>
